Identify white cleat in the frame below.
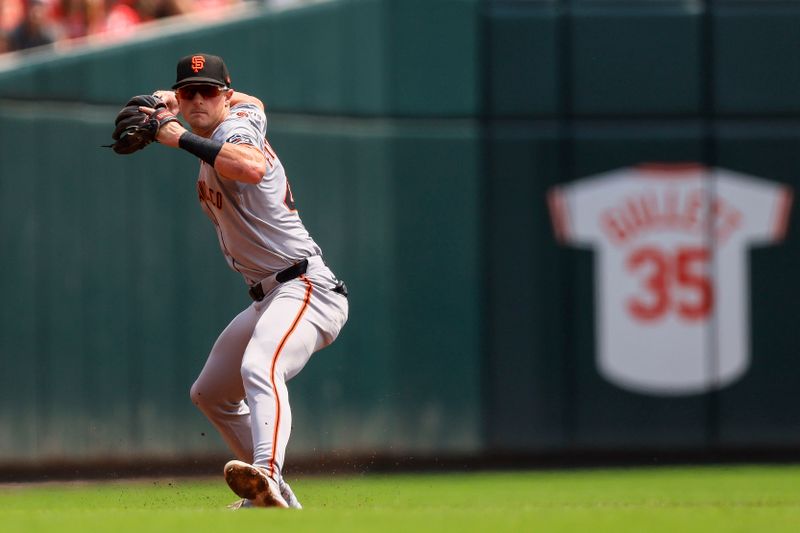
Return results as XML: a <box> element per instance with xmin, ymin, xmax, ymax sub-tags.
<box><xmin>279</xmin><ymin>478</ymin><xmax>303</xmax><ymax>510</ymax></box>
<box><xmin>223</xmin><ymin>460</ymin><xmax>289</xmax><ymax>508</ymax></box>
<box><xmin>226</xmin><ymin>479</ymin><xmax>301</xmax><ymax>509</ymax></box>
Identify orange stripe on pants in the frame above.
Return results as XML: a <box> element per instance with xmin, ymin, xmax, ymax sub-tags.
<box><xmin>268</xmin><ymin>275</ymin><xmax>313</xmax><ymax>479</ymax></box>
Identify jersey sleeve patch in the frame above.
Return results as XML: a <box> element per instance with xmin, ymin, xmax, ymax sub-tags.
<box><xmin>230</xmin><ymin>103</ymin><xmax>266</xmax><ymax>135</ymax></box>
<box><xmin>226</xmin><ymin>133</ymin><xmax>249</xmax><ymax>145</ymax></box>
<box><xmin>216</xmin><ymin>106</ymin><xmax>267</xmax><ymax>153</ymax></box>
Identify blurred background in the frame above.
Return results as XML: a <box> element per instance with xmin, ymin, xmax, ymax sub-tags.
<box><xmin>0</xmin><ymin>0</ymin><xmax>799</xmax><ymax>478</ymax></box>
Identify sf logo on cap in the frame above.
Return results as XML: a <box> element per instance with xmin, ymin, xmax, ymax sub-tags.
<box><xmin>191</xmin><ymin>55</ymin><xmax>206</xmax><ymax>73</ymax></box>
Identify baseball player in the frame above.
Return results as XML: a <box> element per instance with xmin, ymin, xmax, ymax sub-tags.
<box><xmin>108</xmin><ymin>53</ymin><xmax>349</xmax><ymax>508</ymax></box>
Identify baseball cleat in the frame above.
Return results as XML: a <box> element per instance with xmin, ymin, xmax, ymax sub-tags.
<box><xmin>223</xmin><ymin>460</ymin><xmax>289</xmax><ymax>508</ymax></box>
<box><xmin>280</xmin><ymin>479</ymin><xmax>303</xmax><ymax>510</ymax></box>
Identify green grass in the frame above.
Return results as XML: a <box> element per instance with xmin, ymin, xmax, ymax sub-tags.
<box><xmin>1</xmin><ymin>466</ymin><xmax>800</xmax><ymax>532</ymax></box>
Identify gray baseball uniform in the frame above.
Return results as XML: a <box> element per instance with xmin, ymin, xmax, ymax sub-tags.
<box><xmin>196</xmin><ymin>102</ymin><xmax>321</xmax><ymax>283</ymax></box>
<box><xmin>190</xmin><ymin>102</ymin><xmax>348</xmax><ymax>496</ymax></box>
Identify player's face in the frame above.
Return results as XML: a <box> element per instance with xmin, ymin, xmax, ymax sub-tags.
<box><xmin>177</xmin><ymin>84</ymin><xmax>232</xmax><ymax>135</ymax></box>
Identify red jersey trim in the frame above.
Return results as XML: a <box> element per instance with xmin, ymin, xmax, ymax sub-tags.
<box><xmin>547</xmin><ymin>187</ymin><xmax>571</xmax><ymax>243</ymax></box>
<box><xmin>773</xmin><ymin>187</ymin><xmax>794</xmax><ymax>241</ymax></box>
<box><xmin>635</xmin><ymin>162</ymin><xmax>706</xmax><ymax>178</ymax></box>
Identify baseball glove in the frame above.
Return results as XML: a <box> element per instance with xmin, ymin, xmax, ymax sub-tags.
<box><xmin>108</xmin><ymin>95</ymin><xmax>179</xmax><ymax>155</ymax></box>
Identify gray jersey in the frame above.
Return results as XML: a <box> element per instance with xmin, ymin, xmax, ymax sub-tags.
<box><xmin>196</xmin><ymin>103</ymin><xmax>322</xmax><ymax>285</ymax></box>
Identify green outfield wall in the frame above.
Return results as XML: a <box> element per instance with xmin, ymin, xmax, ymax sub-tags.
<box><xmin>1</xmin><ymin>0</ymin><xmax>799</xmax><ymax>464</ymax></box>
<box><xmin>0</xmin><ymin>0</ymin><xmax>483</xmax><ymax>461</ymax></box>
<box><xmin>0</xmin><ymin>0</ymin><xmax>479</xmax><ymax>116</ymax></box>
<box><xmin>0</xmin><ymin>103</ymin><xmax>482</xmax><ymax>460</ymax></box>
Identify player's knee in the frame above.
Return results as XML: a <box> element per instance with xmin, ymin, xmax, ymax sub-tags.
<box><xmin>190</xmin><ymin>380</ymin><xmax>215</xmax><ymax>413</ymax></box>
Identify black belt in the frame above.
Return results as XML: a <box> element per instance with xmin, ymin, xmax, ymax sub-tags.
<box><xmin>248</xmin><ymin>259</ymin><xmax>309</xmax><ymax>302</ymax></box>
<box><xmin>248</xmin><ymin>259</ymin><xmax>349</xmax><ymax>302</ymax></box>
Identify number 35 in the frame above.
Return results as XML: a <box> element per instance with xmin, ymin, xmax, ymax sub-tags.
<box><xmin>626</xmin><ymin>246</ymin><xmax>713</xmax><ymax>322</ymax></box>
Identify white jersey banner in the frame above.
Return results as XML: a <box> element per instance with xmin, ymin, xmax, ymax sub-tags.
<box><xmin>548</xmin><ymin>164</ymin><xmax>793</xmax><ymax>396</ymax></box>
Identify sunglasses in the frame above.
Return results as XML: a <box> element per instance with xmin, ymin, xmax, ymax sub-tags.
<box><xmin>177</xmin><ymin>85</ymin><xmax>228</xmax><ymax>99</ymax></box>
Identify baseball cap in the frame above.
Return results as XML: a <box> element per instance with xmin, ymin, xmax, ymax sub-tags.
<box><xmin>172</xmin><ymin>54</ymin><xmax>232</xmax><ymax>89</ymax></box>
